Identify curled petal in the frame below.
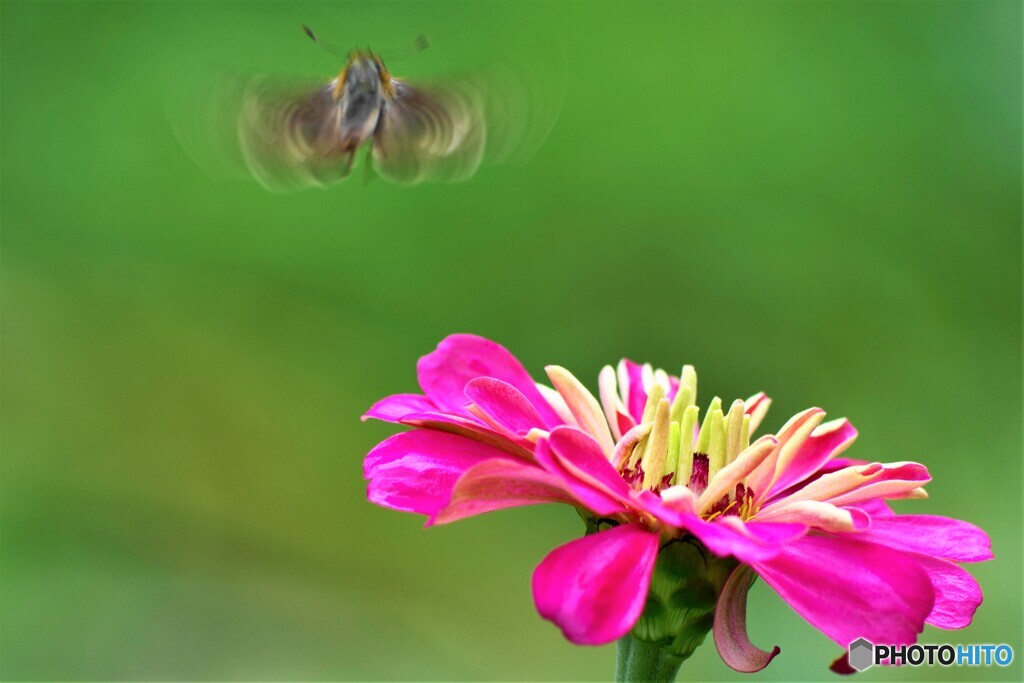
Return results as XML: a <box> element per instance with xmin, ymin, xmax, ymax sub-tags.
<box><xmin>532</xmin><ymin>524</ymin><xmax>659</xmax><ymax>645</ymax></box>
<box><xmin>430</xmin><ymin>458</ymin><xmax>576</xmax><ymax>525</ymax></box>
<box><xmin>465</xmin><ymin>377</ymin><xmax>546</xmax><ymax>437</ymax></box>
<box><xmin>714</xmin><ymin>564</ymin><xmax>781</xmax><ymax>672</ymax></box>
<box><xmin>856</xmin><ymin>515</ymin><xmax>993</xmax><ymax>563</ymax></box>
<box><xmin>416</xmin><ymin>334</ymin><xmax>563</xmax><ymax>426</ymax></box>
<box><xmin>362</xmin><ymin>393</ymin><xmax>436</xmax><ymax>422</ymax></box>
<box><xmin>364</xmin><ymin>430</ymin><xmax>512</xmax><ymax>516</ymax></box>
<box><xmin>750</xmin><ymin>535</ymin><xmax>935</xmax><ymax>647</ymax></box>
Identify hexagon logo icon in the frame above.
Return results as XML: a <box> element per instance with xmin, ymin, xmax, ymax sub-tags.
<box><xmin>849</xmin><ymin>637</ymin><xmax>875</xmax><ymax>672</ymax></box>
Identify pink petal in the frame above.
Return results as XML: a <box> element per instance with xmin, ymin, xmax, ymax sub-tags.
<box><xmin>416</xmin><ymin>334</ymin><xmax>563</xmax><ymax>426</ymax></box>
<box><xmin>546</xmin><ymin>427</ymin><xmax>636</xmax><ymax>504</ymax></box>
<box><xmin>400</xmin><ymin>411</ymin><xmax>535</xmax><ymax>460</ymax></box>
<box><xmin>714</xmin><ymin>564</ymin><xmax>781</xmax><ymax>672</ymax></box>
<box><xmin>430</xmin><ymin>458</ymin><xmax>576</xmax><ymax>525</ymax></box>
<box><xmin>364</xmin><ymin>430</ymin><xmax>513</xmax><ymax>516</ymax></box>
<box><xmin>750</xmin><ymin>535</ymin><xmax>935</xmax><ymax>647</ymax></box>
<box><xmin>362</xmin><ymin>393</ymin><xmax>437</xmax><ymax>422</ymax></box>
<box><xmin>532</xmin><ymin>524</ymin><xmax>659</xmax><ymax>645</ymax></box>
<box><xmin>855</xmin><ymin>515</ymin><xmax>993</xmax><ymax>563</ymax></box>
<box><xmin>534</xmin><ymin>440</ymin><xmax>627</xmax><ymax>516</ymax></box>
<box><xmin>464</xmin><ymin>377</ymin><xmax>546</xmax><ymax>437</ymax></box>
<box><xmin>638</xmin><ymin>492</ymin><xmax>806</xmax><ymax>564</ymax></box>
<box><xmin>914</xmin><ymin>554</ymin><xmax>984</xmax><ymax>629</ymax></box>
<box><xmin>694</xmin><ymin>517</ymin><xmax>808</xmax><ymax>564</ymax></box>
<box><xmin>767</xmin><ymin>418</ymin><xmax>858</xmax><ymax>497</ymax></box>
<box><xmin>829</xmin><ymin>653</ymin><xmax>855</xmax><ymax>675</ymax></box>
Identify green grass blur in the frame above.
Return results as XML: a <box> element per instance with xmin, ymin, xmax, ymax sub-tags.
<box><xmin>2</xmin><ymin>1</ymin><xmax>1021</xmax><ymax>680</ymax></box>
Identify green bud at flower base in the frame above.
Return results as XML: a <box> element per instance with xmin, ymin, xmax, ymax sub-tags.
<box><xmin>618</xmin><ymin>539</ymin><xmax>738</xmax><ymax>680</ymax></box>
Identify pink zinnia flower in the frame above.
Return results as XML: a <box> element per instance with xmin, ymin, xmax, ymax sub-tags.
<box><xmin>363</xmin><ymin>334</ymin><xmax>992</xmax><ymax>675</ymax></box>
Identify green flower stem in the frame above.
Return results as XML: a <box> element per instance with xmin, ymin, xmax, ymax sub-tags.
<box><xmin>615</xmin><ymin>633</ymin><xmax>685</xmax><ymax>683</ymax></box>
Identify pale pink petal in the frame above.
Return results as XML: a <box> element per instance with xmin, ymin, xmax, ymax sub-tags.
<box><xmin>714</xmin><ymin>564</ymin><xmax>781</xmax><ymax>672</ymax></box>
<box><xmin>534</xmin><ymin>441</ymin><xmax>627</xmax><ymax>516</ymax></box>
<box><xmin>362</xmin><ymin>393</ymin><xmax>437</xmax><ymax>422</ymax></box>
<box><xmin>746</xmin><ymin>408</ymin><xmax>825</xmax><ymax>505</ymax></box>
<box><xmin>755</xmin><ymin>500</ymin><xmax>870</xmax><ymax>533</ymax></box>
<box><xmin>532</xmin><ymin>524</ymin><xmax>659</xmax><ymax>645</ymax></box>
<box><xmin>546</xmin><ymin>366</ymin><xmax>616</xmax><ymax>453</ymax></box>
<box><xmin>430</xmin><ymin>458</ymin><xmax>576</xmax><ymax>525</ymax></box>
<box><xmin>856</xmin><ymin>514</ymin><xmax>992</xmax><ymax>562</ymax></box>
<box><xmin>848</xmin><ymin>498</ymin><xmax>895</xmax><ymax>519</ymax></box>
<box><xmin>750</xmin><ymin>535</ymin><xmax>935</xmax><ymax>646</ymax></box>
<box><xmin>621</xmin><ymin>359</ymin><xmax>648</xmax><ymax>423</ymax></box>
<box><xmin>535</xmin><ymin>382</ymin><xmax>577</xmax><ymax>426</ymax></box>
<box><xmin>767</xmin><ymin>418</ymin><xmax>858</xmax><ymax>496</ymax></box>
<box><xmin>765</xmin><ymin>456</ymin><xmax>869</xmax><ymax>504</ymax></box>
<box><xmin>416</xmin><ymin>334</ymin><xmax>563</xmax><ymax>426</ymax></box>
<box><xmin>763</xmin><ymin>462</ymin><xmax>931</xmax><ymax>511</ymax></box>
<box><xmin>400</xmin><ymin>411</ymin><xmax>535</xmax><ymax>460</ymax></box>
<box><xmin>465</xmin><ymin>377</ymin><xmax>546</xmax><ymax>437</ymax></box>
<box><xmin>914</xmin><ymin>555</ymin><xmax>984</xmax><ymax>629</ymax></box>
<box><xmin>598</xmin><ymin>366</ymin><xmax>626</xmax><ymax>440</ymax></box>
<box><xmin>610</xmin><ymin>422</ymin><xmax>653</xmax><ymax>469</ymax></box>
<box><xmin>364</xmin><ymin>430</ymin><xmax>512</xmax><ymax>515</ymax></box>
<box><xmin>546</xmin><ymin>427</ymin><xmax>636</xmax><ymax>504</ymax></box>
<box><xmin>744</xmin><ymin>392</ymin><xmax>772</xmax><ymax>434</ymax></box>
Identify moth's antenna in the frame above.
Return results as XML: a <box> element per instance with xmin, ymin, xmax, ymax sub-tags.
<box><xmin>302</xmin><ymin>24</ymin><xmax>344</xmax><ymax>57</ymax></box>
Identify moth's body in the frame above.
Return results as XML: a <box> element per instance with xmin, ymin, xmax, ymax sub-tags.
<box><xmin>174</xmin><ymin>37</ymin><xmax>564</xmax><ymax>190</ymax></box>
<box><xmin>331</xmin><ymin>50</ymin><xmax>393</xmax><ymax>153</ymax></box>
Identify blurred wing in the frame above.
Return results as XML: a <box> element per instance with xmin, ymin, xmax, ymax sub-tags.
<box><xmin>371</xmin><ymin>80</ymin><xmax>486</xmax><ymax>185</ymax></box>
<box><xmin>472</xmin><ymin>44</ymin><xmax>567</xmax><ymax>168</ymax></box>
<box><xmin>372</xmin><ymin>44</ymin><xmax>565</xmax><ymax>185</ymax></box>
<box><xmin>235</xmin><ymin>77</ymin><xmax>355</xmax><ymax>191</ymax></box>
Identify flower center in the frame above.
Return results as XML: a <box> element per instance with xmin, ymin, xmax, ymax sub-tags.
<box><xmin>602</xmin><ymin>363</ymin><xmax>759</xmax><ymax>520</ymax></box>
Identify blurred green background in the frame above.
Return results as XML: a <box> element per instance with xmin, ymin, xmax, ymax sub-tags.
<box><xmin>2</xmin><ymin>1</ymin><xmax>1021</xmax><ymax>681</ymax></box>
